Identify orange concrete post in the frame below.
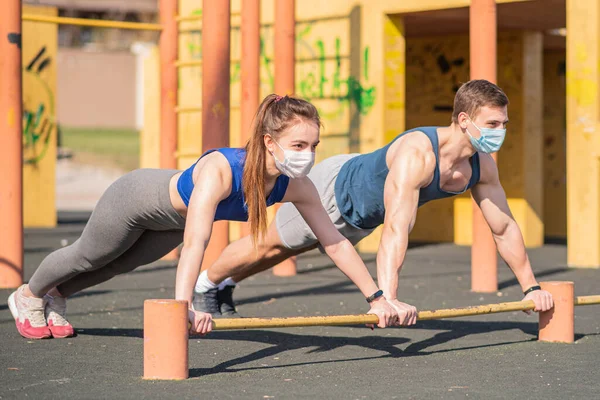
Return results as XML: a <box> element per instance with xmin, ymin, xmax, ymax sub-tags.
<box><xmin>159</xmin><ymin>0</ymin><xmax>178</xmax><ymax>170</ymax></box>
<box><xmin>538</xmin><ymin>281</ymin><xmax>575</xmax><ymax>343</ymax></box>
<box><xmin>469</xmin><ymin>0</ymin><xmax>498</xmax><ymax>293</ymax></box>
<box><xmin>0</xmin><ymin>0</ymin><xmax>24</xmax><ymax>289</ymax></box>
<box><xmin>240</xmin><ymin>0</ymin><xmax>261</xmax><ymax>238</ymax></box>
<box><xmin>143</xmin><ymin>299</ymin><xmax>189</xmax><ymax>379</ymax></box>
<box><xmin>200</xmin><ymin>0</ymin><xmax>231</xmax><ymax>271</ymax></box>
<box><xmin>272</xmin><ymin>0</ymin><xmax>297</xmax><ymax>277</ymax></box>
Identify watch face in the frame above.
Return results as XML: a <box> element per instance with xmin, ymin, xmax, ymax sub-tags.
<box><xmin>367</xmin><ymin>290</ymin><xmax>383</xmax><ymax>302</ymax></box>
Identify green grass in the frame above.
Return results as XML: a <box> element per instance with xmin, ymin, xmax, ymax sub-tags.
<box><xmin>60</xmin><ymin>126</ymin><xmax>140</xmax><ymax>171</ymax></box>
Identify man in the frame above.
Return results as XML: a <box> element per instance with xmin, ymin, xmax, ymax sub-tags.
<box><xmin>193</xmin><ymin>79</ymin><xmax>554</xmax><ymax>323</ymax></box>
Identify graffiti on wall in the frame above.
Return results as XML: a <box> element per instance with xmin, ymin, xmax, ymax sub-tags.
<box><xmin>432</xmin><ymin>54</ymin><xmax>465</xmax><ymax>112</ymax></box>
<box><xmin>22</xmin><ymin>46</ymin><xmax>55</xmax><ymax>165</ymax></box>
<box><xmin>182</xmin><ymin>10</ymin><xmax>375</xmax><ymax>122</ymax></box>
<box><xmin>406</xmin><ymin>39</ymin><xmax>470</xmax><ymax>129</ymax></box>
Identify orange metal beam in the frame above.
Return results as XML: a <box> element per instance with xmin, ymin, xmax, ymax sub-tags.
<box><xmin>0</xmin><ymin>0</ymin><xmax>24</xmax><ymax>288</ymax></box>
<box><xmin>470</xmin><ymin>0</ymin><xmax>498</xmax><ymax>293</ymax></box>
<box><xmin>159</xmin><ymin>0</ymin><xmax>178</xmax><ymax>170</ymax></box>
<box><xmin>272</xmin><ymin>0</ymin><xmax>297</xmax><ymax>277</ymax></box>
<box><xmin>200</xmin><ymin>0</ymin><xmax>231</xmax><ymax>271</ymax></box>
<box><xmin>240</xmin><ymin>0</ymin><xmax>261</xmax><ymax>239</ymax></box>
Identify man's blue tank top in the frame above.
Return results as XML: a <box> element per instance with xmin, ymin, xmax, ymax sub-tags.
<box><xmin>176</xmin><ymin>148</ymin><xmax>290</xmax><ymax>222</ymax></box>
<box><xmin>334</xmin><ymin>126</ymin><xmax>480</xmax><ymax>229</ymax></box>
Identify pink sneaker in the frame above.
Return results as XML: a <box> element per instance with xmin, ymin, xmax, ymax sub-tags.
<box><xmin>44</xmin><ymin>294</ymin><xmax>74</xmax><ymax>338</ymax></box>
<box><xmin>8</xmin><ymin>285</ymin><xmax>52</xmax><ymax>339</ymax></box>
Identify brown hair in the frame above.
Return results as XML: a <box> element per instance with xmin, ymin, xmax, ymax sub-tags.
<box><xmin>452</xmin><ymin>79</ymin><xmax>509</xmax><ymax>123</ymax></box>
<box><xmin>242</xmin><ymin>94</ymin><xmax>320</xmax><ymax>244</ymax></box>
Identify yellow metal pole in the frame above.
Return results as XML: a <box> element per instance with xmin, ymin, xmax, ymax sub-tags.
<box><xmin>214</xmin><ymin>314</ymin><xmax>380</xmax><ymax>330</ymax></box>
<box><xmin>209</xmin><ymin>295</ymin><xmax>600</xmax><ymax>330</ymax></box>
<box><xmin>566</xmin><ymin>0</ymin><xmax>600</xmax><ymax>268</ymax></box>
<box><xmin>21</xmin><ymin>14</ymin><xmax>162</xmax><ymax>31</ymax></box>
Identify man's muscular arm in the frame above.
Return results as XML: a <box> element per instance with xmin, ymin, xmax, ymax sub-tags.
<box><xmin>376</xmin><ymin>144</ymin><xmax>434</xmax><ymax>324</ymax></box>
<box><xmin>471</xmin><ymin>153</ymin><xmax>553</xmax><ymax>312</ymax></box>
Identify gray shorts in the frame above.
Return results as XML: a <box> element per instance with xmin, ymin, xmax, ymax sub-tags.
<box><xmin>276</xmin><ymin>154</ymin><xmax>375</xmax><ymax>251</ymax></box>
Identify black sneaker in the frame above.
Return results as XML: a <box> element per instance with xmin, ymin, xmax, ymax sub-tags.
<box><xmin>217</xmin><ymin>286</ymin><xmax>240</xmax><ymax>318</ymax></box>
<box><xmin>192</xmin><ymin>288</ymin><xmax>221</xmax><ymax>317</ymax></box>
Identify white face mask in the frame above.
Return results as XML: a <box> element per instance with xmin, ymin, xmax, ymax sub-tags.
<box><xmin>268</xmin><ymin>137</ymin><xmax>315</xmax><ymax>179</ymax></box>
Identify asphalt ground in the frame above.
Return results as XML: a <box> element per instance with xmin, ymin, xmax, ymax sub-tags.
<box><xmin>1</xmin><ymin>213</ymin><xmax>598</xmax><ymax>399</ymax></box>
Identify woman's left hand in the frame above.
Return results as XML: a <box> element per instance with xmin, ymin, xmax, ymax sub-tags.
<box><xmin>188</xmin><ymin>309</ymin><xmax>213</xmax><ymax>335</ymax></box>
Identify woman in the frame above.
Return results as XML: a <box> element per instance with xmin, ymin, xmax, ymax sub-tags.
<box><xmin>9</xmin><ymin>94</ymin><xmax>398</xmax><ymax>339</ymax></box>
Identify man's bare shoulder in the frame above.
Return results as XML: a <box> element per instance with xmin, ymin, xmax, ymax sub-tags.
<box><xmin>392</xmin><ymin>130</ymin><xmax>433</xmax><ymax>153</ymax></box>
<box><xmin>386</xmin><ymin>132</ymin><xmax>436</xmax><ymax>188</ymax></box>
<box><xmin>388</xmin><ymin>131</ymin><xmax>436</xmax><ymax>172</ymax></box>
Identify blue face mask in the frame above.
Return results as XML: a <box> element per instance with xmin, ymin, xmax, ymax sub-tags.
<box><xmin>466</xmin><ymin>118</ymin><xmax>506</xmax><ymax>153</ymax></box>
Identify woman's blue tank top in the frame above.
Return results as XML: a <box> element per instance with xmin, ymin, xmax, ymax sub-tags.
<box><xmin>334</xmin><ymin>127</ymin><xmax>481</xmax><ymax>229</ymax></box>
<box><xmin>177</xmin><ymin>148</ymin><xmax>290</xmax><ymax>221</ymax></box>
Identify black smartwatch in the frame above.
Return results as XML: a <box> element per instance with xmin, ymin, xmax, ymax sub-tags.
<box><xmin>366</xmin><ymin>289</ymin><xmax>384</xmax><ymax>303</ymax></box>
<box><xmin>523</xmin><ymin>285</ymin><xmax>541</xmax><ymax>296</ymax></box>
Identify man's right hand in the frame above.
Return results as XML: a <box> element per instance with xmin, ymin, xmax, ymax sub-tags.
<box><xmin>188</xmin><ymin>309</ymin><xmax>213</xmax><ymax>335</ymax></box>
<box><xmin>366</xmin><ymin>296</ymin><xmax>399</xmax><ymax>328</ymax></box>
<box><xmin>387</xmin><ymin>299</ymin><xmax>418</xmax><ymax>325</ymax></box>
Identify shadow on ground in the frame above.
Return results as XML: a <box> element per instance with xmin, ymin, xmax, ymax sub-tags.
<box><xmin>76</xmin><ymin>318</ymin><xmax>590</xmax><ymax>378</ymax></box>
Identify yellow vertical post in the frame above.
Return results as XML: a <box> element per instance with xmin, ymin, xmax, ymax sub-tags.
<box><xmin>22</xmin><ymin>5</ymin><xmax>58</xmax><ymax>228</ymax></box>
<box><xmin>0</xmin><ymin>0</ymin><xmax>23</xmax><ymax>288</ymax></box>
<box><xmin>357</xmin><ymin>14</ymin><xmax>406</xmax><ymax>254</ymax></box>
<box><xmin>383</xmin><ymin>16</ymin><xmax>406</xmax><ymax>145</ymax></box>
<box><xmin>176</xmin><ymin>0</ymin><xmax>203</xmax><ymax>170</ymax></box>
<box><xmin>566</xmin><ymin>0</ymin><xmax>600</xmax><ymax>268</ymax></box>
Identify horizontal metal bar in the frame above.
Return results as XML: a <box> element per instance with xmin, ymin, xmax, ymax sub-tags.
<box><xmin>22</xmin><ymin>14</ymin><xmax>163</xmax><ymax>31</ymax></box>
<box><xmin>175</xmin><ymin>55</ymin><xmax>349</xmax><ymax>68</ymax></box>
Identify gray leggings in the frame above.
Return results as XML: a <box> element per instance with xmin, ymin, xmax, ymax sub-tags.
<box><xmin>28</xmin><ymin>169</ymin><xmax>187</xmax><ymax>297</ymax></box>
